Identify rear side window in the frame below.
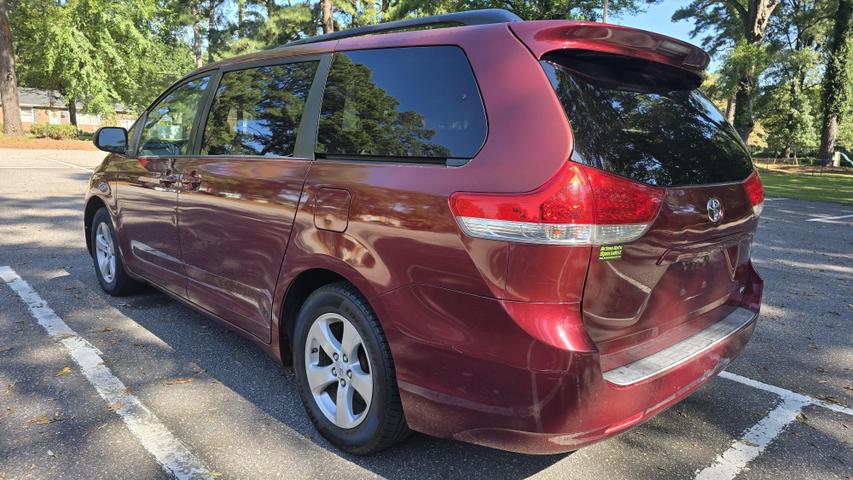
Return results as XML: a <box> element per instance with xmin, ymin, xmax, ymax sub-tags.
<box><xmin>202</xmin><ymin>61</ymin><xmax>318</xmax><ymax>157</ymax></box>
<box><xmin>543</xmin><ymin>52</ymin><xmax>753</xmax><ymax>186</ymax></box>
<box><xmin>317</xmin><ymin>46</ymin><xmax>487</xmax><ymax>160</ymax></box>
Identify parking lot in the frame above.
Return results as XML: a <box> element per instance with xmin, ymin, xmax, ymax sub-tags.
<box><xmin>0</xmin><ymin>148</ymin><xmax>850</xmax><ymax>480</ymax></box>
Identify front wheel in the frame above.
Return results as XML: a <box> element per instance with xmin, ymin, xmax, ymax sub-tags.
<box><xmin>90</xmin><ymin>208</ymin><xmax>139</xmax><ymax>296</ymax></box>
<box><xmin>293</xmin><ymin>283</ymin><xmax>409</xmax><ymax>454</ymax></box>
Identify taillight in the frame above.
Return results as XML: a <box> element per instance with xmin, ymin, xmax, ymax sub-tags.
<box><xmin>743</xmin><ymin>171</ymin><xmax>764</xmax><ymax>217</ymax></box>
<box><xmin>449</xmin><ymin>162</ymin><xmax>664</xmax><ymax>245</ymax></box>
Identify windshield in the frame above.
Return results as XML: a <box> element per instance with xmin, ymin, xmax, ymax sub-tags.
<box><xmin>542</xmin><ymin>53</ymin><xmax>753</xmax><ymax>187</ymax></box>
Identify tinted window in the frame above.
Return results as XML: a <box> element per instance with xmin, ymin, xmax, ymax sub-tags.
<box><xmin>202</xmin><ymin>62</ymin><xmax>318</xmax><ymax>157</ymax></box>
<box><xmin>317</xmin><ymin>47</ymin><xmax>487</xmax><ymax>159</ymax></box>
<box><xmin>139</xmin><ymin>76</ymin><xmax>210</xmax><ymax>156</ymax></box>
<box><xmin>543</xmin><ymin>53</ymin><xmax>753</xmax><ymax>186</ymax></box>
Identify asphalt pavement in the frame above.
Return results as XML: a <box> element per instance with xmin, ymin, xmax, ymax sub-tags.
<box><xmin>0</xmin><ymin>148</ymin><xmax>850</xmax><ymax>480</ymax></box>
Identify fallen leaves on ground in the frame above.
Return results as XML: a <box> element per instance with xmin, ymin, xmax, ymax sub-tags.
<box><xmin>94</xmin><ymin>326</ymin><xmax>113</xmax><ymax>333</ymax></box>
<box><xmin>162</xmin><ymin>377</ymin><xmax>194</xmax><ymax>386</ymax></box>
<box><xmin>55</xmin><ymin>367</ymin><xmax>72</xmax><ymax>377</ymax></box>
<box><xmin>27</xmin><ymin>415</ymin><xmax>54</xmax><ymax>426</ymax></box>
<box><xmin>108</xmin><ymin>402</ymin><xmax>123</xmax><ymax>412</ymax></box>
<box><xmin>0</xmin><ymin>347</ymin><xmax>13</xmax><ymax>353</ymax></box>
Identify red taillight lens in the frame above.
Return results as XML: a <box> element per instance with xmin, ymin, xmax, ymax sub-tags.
<box><xmin>449</xmin><ymin>163</ymin><xmax>664</xmax><ymax>245</ymax></box>
<box><xmin>450</xmin><ymin>162</ymin><xmax>594</xmax><ymax>224</ymax></box>
<box><xmin>584</xmin><ymin>167</ymin><xmax>664</xmax><ymax>224</ymax></box>
<box><xmin>743</xmin><ymin>171</ymin><xmax>764</xmax><ymax>216</ymax></box>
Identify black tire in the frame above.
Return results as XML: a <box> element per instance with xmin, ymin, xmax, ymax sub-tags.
<box><xmin>293</xmin><ymin>282</ymin><xmax>410</xmax><ymax>454</ymax></box>
<box><xmin>90</xmin><ymin>208</ymin><xmax>139</xmax><ymax>296</ymax></box>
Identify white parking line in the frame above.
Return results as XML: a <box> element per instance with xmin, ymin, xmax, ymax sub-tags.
<box><xmin>694</xmin><ymin>371</ymin><xmax>852</xmax><ymax>480</ymax></box>
<box><xmin>806</xmin><ymin>213</ymin><xmax>853</xmax><ymax>223</ymax></box>
<box><xmin>38</xmin><ymin>156</ymin><xmax>95</xmax><ymax>173</ymax></box>
<box><xmin>720</xmin><ymin>371</ymin><xmax>853</xmax><ymax>416</ymax></box>
<box><xmin>0</xmin><ymin>266</ymin><xmax>215</xmax><ymax>480</ymax></box>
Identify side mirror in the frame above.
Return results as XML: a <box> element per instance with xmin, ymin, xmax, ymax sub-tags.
<box><xmin>94</xmin><ymin>127</ymin><xmax>128</xmax><ymax>154</ymax></box>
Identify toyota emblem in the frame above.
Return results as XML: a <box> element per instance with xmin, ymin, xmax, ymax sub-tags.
<box><xmin>707</xmin><ymin>197</ymin><xmax>723</xmax><ymax>223</ymax></box>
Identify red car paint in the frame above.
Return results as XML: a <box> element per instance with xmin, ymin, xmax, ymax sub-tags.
<box><xmin>85</xmin><ymin>19</ymin><xmax>763</xmax><ymax>454</ymax></box>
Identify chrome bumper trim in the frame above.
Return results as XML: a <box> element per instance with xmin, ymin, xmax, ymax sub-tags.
<box><xmin>602</xmin><ymin>307</ymin><xmax>757</xmax><ymax>386</ymax></box>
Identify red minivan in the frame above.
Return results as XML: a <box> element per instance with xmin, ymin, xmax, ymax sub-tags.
<box><xmin>85</xmin><ymin>9</ymin><xmax>764</xmax><ymax>455</ymax></box>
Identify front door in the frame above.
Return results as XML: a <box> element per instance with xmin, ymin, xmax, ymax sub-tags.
<box><xmin>113</xmin><ymin>74</ymin><xmax>212</xmax><ymax>296</ymax></box>
<box><xmin>175</xmin><ymin>59</ymin><xmax>323</xmax><ymax>341</ymax></box>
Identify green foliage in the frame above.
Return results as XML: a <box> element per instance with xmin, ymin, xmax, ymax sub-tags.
<box><xmin>11</xmin><ymin>0</ymin><xmax>194</xmax><ymax>118</ymax></box>
<box><xmin>29</xmin><ymin>123</ymin><xmax>81</xmax><ymax>140</ymax></box>
<box><xmin>7</xmin><ymin>0</ymin><xmax>847</xmax><ymax>156</ymax></box>
<box><xmin>673</xmin><ymin>1</ymin><xmax>742</xmax><ymax>53</ymax></box>
<box><xmin>388</xmin><ymin>0</ymin><xmax>656</xmax><ymax>21</ymax></box>
<box><xmin>819</xmin><ymin>0</ymin><xmax>853</xmax><ymax>130</ymax></box>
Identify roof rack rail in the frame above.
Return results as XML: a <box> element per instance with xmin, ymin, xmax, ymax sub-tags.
<box><xmin>284</xmin><ymin>9</ymin><xmax>522</xmax><ymax>46</ymax></box>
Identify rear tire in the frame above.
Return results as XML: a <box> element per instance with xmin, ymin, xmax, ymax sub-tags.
<box><xmin>90</xmin><ymin>208</ymin><xmax>139</xmax><ymax>296</ymax></box>
<box><xmin>293</xmin><ymin>282</ymin><xmax>410</xmax><ymax>454</ymax></box>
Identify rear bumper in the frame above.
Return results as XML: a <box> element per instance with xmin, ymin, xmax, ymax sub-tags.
<box><xmin>378</xmin><ymin>263</ymin><xmax>762</xmax><ymax>454</ymax></box>
<box><xmin>453</xmin><ymin>311</ymin><xmax>756</xmax><ymax>454</ymax></box>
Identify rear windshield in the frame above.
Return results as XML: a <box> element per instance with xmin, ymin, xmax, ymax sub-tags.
<box><xmin>542</xmin><ymin>52</ymin><xmax>753</xmax><ymax>187</ymax></box>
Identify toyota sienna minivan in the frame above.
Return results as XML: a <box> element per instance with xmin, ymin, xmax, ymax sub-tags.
<box><xmin>85</xmin><ymin>9</ymin><xmax>765</xmax><ymax>455</ymax></box>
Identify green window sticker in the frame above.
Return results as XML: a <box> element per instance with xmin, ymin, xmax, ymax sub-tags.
<box><xmin>598</xmin><ymin>245</ymin><xmax>623</xmax><ymax>261</ymax></box>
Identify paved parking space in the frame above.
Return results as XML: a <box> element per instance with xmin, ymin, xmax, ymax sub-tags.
<box><xmin>0</xmin><ymin>149</ymin><xmax>850</xmax><ymax>479</ymax></box>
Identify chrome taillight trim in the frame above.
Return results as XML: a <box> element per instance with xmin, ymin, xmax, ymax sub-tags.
<box><xmin>456</xmin><ymin>217</ymin><xmax>650</xmax><ymax>246</ymax></box>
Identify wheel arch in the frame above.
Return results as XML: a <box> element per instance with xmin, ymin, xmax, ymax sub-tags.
<box><xmin>279</xmin><ymin>268</ymin><xmax>355</xmax><ymax>365</ymax></box>
<box><xmin>84</xmin><ymin>195</ymin><xmax>108</xmax><ymax>255</ymax></box>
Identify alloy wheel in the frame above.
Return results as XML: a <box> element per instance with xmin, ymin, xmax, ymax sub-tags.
<box><xmin>304</xmin><ymin>312</ymin><xmax>373</xmax><ymax>429</ymax></box>
<box><xmin>94</xmin><ymin>222</ymin><xmax>116</xmax><ymax>284</ymax></box>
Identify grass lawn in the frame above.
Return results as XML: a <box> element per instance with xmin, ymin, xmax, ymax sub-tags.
<box><xmin>759</xmin><ymin>170</ymin><xmax>853</xmax><ymax>205</ymax></box>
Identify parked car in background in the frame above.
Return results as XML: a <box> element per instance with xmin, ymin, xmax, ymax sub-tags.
<box><xmin>85</xmin><ymin>9</ymin><xmax>764</xmax><ymax>455</ymax></box>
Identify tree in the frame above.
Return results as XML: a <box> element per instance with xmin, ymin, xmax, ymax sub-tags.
<box><xmin>674</xmin><ymin>1</ymin><xmax>782</xmax><ymax>142</ymax></box>
<box><xmin>321</xmin><ymin>0</ymin><xmax>334</xmax><ymax>33</ymax></box>
<box><xmin>388</xmin><ymin>0</ymin><xmax>655</xmax><ymax>21</ymax></box>
<box><xmin>0</xmin><ymin>0</ymin><xmax>21</xmax><ymax>135</ymax></box>
<box><xmin>12</xmin><ymin>0</ymin><xmax>194</xmax><ymax>124</ymax></box>
<box><xmin>758</xmin><ymin>0</ymin><xmax>829</xmax><ymax>158</ymax></box>
<box><xmin>817</xmin><ymin>0</ymin><xmax>853</xmax><ymax>162</ymax></box>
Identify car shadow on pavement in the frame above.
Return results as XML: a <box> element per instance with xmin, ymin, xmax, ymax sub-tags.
<box><xmin>112</xmin><ymin>289</ymin><xmax>569</xmax><ymax>479</ymax></box>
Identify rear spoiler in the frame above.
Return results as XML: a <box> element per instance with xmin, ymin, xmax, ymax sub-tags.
<box><xmin>509</xmin><ymin>21</ymin><xmax>709</xmax><ymax>78</ymax></box>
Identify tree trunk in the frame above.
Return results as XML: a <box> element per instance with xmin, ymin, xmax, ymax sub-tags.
<box><xmin>237</xmin><ymin>0</ymin><xmax>244</xmax><ymax>39</ymax></box>
<box><xmin>67</xmin><ymin>97</ymin><xmax>77</xmax><ymax>127</ymax></box>
<box><xmin>207</xmin><ymin>0</ymin><xmax>216</xmax><ymax>64</ymax></box>
<box><xmin>602</xmin><ymin>0</ymin><xmax>609</xmax><ymax>22</ymax></box>
<box><xmin>733</xmin><ymin>74</ymin><xmax>755</xmax><ymax>142</ymax></box>
<box><xmin>191</xmin><ymin>3</ymin><xmax>203</xmax><ymax>68</ymax></box>
<box><xmin>818</xmin><ymin>0</ymin><xmax>852</xmax><ymax>162</ymax></box>
<box><xmin>266</xmin><ymin>0</ymin><xmax>275</xmax><ymax>19</ymax></box>
<box><xmin>725</xmin><ymin>95</ymin><xmax>736</xmax><ymax>124</ymax></box>
<box><xmin>0</xmin><ymin>0</ymin><xmax>22</xmax><ymax>135</ymax></box>
<box><xmin>321</xmin><ymin>0</ymin><xmax>333</xmax><ymax>34</ymax></box>
<box><xmin>730</xmin><ymin>0</ymin><xmax>781</xmax><ymax>142</ymax></box>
